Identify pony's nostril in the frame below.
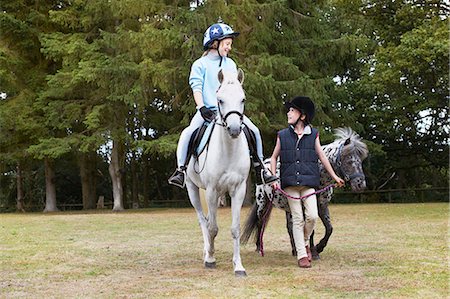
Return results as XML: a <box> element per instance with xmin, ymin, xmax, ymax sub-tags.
<box><xmin>227</xmin><ymin>126</ymin><xmax>241</xmax><ymax>138</ymax></box>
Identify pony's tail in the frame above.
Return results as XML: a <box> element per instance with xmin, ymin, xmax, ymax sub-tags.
<box><xmin>240</xmin><ymin>201</ymin><xmax>260</xmax><ymax>245</ymax></box>
<box><xmin>240</xmin><ymin>198</ymin><xmax>273</xmax><ymax>246</ymax></box>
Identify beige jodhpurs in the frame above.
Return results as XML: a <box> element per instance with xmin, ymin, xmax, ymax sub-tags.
<box><xmin>285</xmin><ymin>186</ymin><xmax>319</xmax><ymax>260</ymax></box>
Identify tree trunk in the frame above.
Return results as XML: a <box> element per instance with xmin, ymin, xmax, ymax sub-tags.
<box><xmin>43</xmin><ymin>158</ymin><xmax>59</xmax><ymax>212</ymax></box>
<box><xmin>142</xmin><ymin>156</ymin><xmax>150</xmax><ymax>208</ymax></box>
<box><xmin>122</xmin><ymin>167</ymin><xmax>127</xmax><ymax>209</ymax></box>
<box><xmin>89</xmin><ymin>158</ymin><xmax>97</xmax><ymax>208</ymax></box>
<box><xmin>16</xmin><ymin>163</ymin><xmax>26</xmax><ymax>212</ymax></box>
<box><xmin>79</xmin><ymin>153</ymin><xmax>97</xmax><ymax>209</ymax></box>
<box><xmin>109</xmin><ymin>140</ymin><xmax>124</xmax><ymax>211</ymax></box>
<box><xmin>131</xmin><ymin>153</ymin><xmax>139</xmax><ymax>209</ymax></box>
<box><xmin>155</xmin><ymin>175</ymin><xmax>164</xmax><ymax>201</ymax></box>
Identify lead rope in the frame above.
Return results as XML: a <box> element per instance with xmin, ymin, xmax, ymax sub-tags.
<box><xmin>258</xmin><ymin>183</ymin><xmax>336</xmax><ymax>256</ymax></box>
<box><xmin>274</xmin><ymin>183</ymin><xmax>336</xmax><ymax>201</ymax></box>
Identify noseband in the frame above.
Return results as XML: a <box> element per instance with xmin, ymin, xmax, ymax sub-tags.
<box><xmin>217</xmin><ymin>101</ymin><xmax>244</xmax><ymax>128</ymax></box>
<box><xmin>334</xmin><ymin>142</ymin><xmax>365</xmax><ymax>181</ymax></box>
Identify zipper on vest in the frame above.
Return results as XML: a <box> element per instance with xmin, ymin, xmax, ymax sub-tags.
<box><xmin>295</xmin><ymin>134</ymin><xmax>303</xmax><ymax>149</ymax></box>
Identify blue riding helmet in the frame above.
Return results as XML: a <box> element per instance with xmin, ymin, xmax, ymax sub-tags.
<box><xmin>203</xmin><ymin>23</ymin><xmax>239</xmax><ymax>50</ymax></box>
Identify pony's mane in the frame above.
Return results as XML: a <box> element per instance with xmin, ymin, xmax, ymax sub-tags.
<box><xmin>334</xmin><ymin>127</ymin><xmax>369</xmax><ymax>159</ymax></box>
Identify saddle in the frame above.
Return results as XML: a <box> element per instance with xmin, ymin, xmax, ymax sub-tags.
<box><xmin>187</xmin><ymin>121</ymin><xmax>216</xmax><ymax>159</ymax></box>
<box><xmin>186</xmin><ymin>122</ymin><xmax>256</xmax><ymax>164</ymax></box>
<box><xmin>242</xmin><ymin>125</ymin><xmax>257</xmax><ymax>158</ymax></box>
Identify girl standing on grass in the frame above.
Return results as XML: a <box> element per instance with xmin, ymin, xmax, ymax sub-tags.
<box><xmin>270</xmin><ymin>96</ymin><xmax>344</xmax><ymax>268</ymax></box>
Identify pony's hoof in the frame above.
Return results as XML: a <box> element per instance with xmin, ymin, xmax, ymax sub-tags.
<box><xmin>235</xmin><ymin>270</ymin><xmax>247</xmax><ymax>277</ymax></box>
<box><xmin>311</xmin><ymin>246</ymin><xmax>320</xmax><ymax>260</ymax></box>
<box><xmin>204</xmin><ymin>261</ymin><xmax>216</xmax><ymax>269</ymax></box>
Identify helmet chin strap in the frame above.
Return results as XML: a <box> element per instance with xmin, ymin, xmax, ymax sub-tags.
<box><xmin>294</xmin><ymin>117</ymin><xmax>301</xmax><ymax>127</ymax></box>
<box><xmin>293</xmin><ymin>111</ymin><xmax>304</xmax><ymax>127</ymax></box>
<box><xmin>289</xmin><ymin>116</ymin><xmax>302</xmax><ymax>131</ymax></box>
<box><xmin>290</xmin><ymin>110</ymin><xmax>310</xmax><ymax>131</ymax></box>
<box><xmin>217</xmin><ymin>40</ymin><xmax>223</xmax><ymax>67</ymax></box>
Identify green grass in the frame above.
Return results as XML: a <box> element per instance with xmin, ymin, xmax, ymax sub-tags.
<box><xmin>0</xmin><ymin>203</ymin><xmax>448</xmax><ymax>298</ymax></box>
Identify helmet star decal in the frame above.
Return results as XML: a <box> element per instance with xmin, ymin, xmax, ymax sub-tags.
<box><xmin>211</xmin><ymin>27</ymin><xmax>220</xmax><ymax>35</ymax></box>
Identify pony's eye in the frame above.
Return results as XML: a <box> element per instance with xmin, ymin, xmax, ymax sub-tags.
<box><xmin>218</xmin><ymin>99</ymin><xmax>224</xmax><ymax>104</ymax></box>
<box><xmin>242</xmin><ymin>98</ymin><xmax>246</xmax><ymax>103</ymax></box>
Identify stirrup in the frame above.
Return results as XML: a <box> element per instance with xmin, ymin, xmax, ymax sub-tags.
<box><xmin>168</xmin><ymin>168</ymin><xmax>186</xmax><ymax>188</ymax></box>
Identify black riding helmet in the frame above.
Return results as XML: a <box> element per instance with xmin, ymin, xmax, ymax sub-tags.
<box><xmin>284</xmin><ymin>96</ymin><xmax>315</xmax><ymax>125</ymax></box>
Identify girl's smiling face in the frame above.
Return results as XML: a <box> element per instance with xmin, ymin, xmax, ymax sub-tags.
<box><xmin>287</xmin><ymin>107</ymin><xmax>303</xmax><ymax>125</ymax></box>
<box><xmin>218</xmin><ymin>38</ymin><xmax>233</xmax><ymax>57</ymax></box>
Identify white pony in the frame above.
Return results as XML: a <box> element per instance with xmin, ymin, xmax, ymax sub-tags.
<box><xmin>185</xmin><ymin>69</ymin><xmax>250</xmax><ymax>277</ymax></box>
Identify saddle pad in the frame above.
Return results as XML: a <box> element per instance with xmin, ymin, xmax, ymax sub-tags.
<box><xmin>196</xmin><ymin>122</ymin><xmax>215</xmax><ymax>156</ymax></box>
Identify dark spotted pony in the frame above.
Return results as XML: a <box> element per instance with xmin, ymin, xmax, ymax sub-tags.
<box><xmin>241</xmin><ymin>127</ymin><xmax>369</xmax><ymax>259</ymax></box>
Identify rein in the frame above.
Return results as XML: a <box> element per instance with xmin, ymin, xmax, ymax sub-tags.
<box><xmin>195</xmin><ymin>101</ymin><xmax>244</xmax><ymax>172</ymax></box>
<box><xmin>193</xmin><ymin>119</ymin><xmax>218</xmax><ymax>175</ymax></box>
<box><xmin>258</xmin><ymin>183</ymin><xmax>335</xmax><ymax>257</ymax></box>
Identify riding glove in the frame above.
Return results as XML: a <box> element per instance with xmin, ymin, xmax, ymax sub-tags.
<box><xmin>199</xmin><ymin>106</ymin><xmax>216</xmax><ymax>122</ymax></box>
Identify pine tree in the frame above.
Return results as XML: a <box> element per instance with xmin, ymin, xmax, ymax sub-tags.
<box><xmin>0</xmin><ymin>0</ymin><xmax>57</xmax><ymax>211</ymax></box>
<box><xmin>39</xmin><ymin>0</ymin><xmax>193</xmax><ymax>210</ymax></box>
<box><xmin>331</xmin><ymin>0</ymin><xmax>449</xmax><ymax>188</ymax></box>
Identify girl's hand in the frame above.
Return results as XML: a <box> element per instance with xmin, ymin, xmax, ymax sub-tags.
<box><xmin>200</xmin><ymin>106</ymin><xmax>216</xmax><ymax>122</ymax></box>
<box><xmin>334</xmin><ymin>176</ymin><xmax>345</xmax><ymax>188</ymax></box>
<box><xmin>272</xmin><ymin>182</ymin><xmax>280</xmax><ymax>190</ymax></box>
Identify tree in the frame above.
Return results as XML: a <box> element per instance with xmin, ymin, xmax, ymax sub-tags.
<box><xmin>40</xmin><ymin>0</ymin><xmax>189</xmax><ymax>210</ymax></box>
<box><xmin>332</xmin><ymin>0</ymin><xmax>449</xmax><ymax>188</ymax></box>
<box><xmin>0</xmin><ymin>0</ymin><xmax>57</xmax><ymax>211</ymax></box>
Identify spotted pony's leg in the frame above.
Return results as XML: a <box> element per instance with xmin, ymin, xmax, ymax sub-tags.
<box><xmin>312</xmin><ymin>191</ymin><xmax>333</xmax><ymax>259</ymax></box>
<box><xmin>254</xmin><ymin>184</ymin><xmax>269</xmax><ymax>254</ymax></box>
<box><xmin>309</xmin><ymin>196</ymin><xmax>321</xmax><ymax>260</ymax></box>
<box><xmin>309</xmin><ymin>227</ymin><xmax>316</xmax><ymax>259</ymax></box>
<box><xmin>285</xmin><ymin>211</ymin><xmax>297</xmax><ymax>256</ymax></box>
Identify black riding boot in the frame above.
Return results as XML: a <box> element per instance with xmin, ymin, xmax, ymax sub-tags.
<box><xmin>168</xmin><ymin>166</ymin><xmax>186</xmax><ymax>188</ymax></box>
<box><xmin>253</xmin><ymin>159</ymin><xmax>278</xmax><ymax>185</ymax></box>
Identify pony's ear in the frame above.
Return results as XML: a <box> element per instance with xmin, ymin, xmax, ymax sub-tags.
<box><xmin>344</xmin><ymin>138</ymin><xmax>351</xmax><ymax>146</ymax></box>
<box><xmin>218</xmin><ymin>69</ymin><xmax>224</xmax><ymax>83</ymax></box>
<box><xmin>237</xmin><ymin>68</ymin><xmax>244</xmax><ymax>84</ymax></box>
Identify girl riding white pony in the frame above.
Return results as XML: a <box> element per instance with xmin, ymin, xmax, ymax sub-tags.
<box><xmin>168</xmin><ymin>22</ymin><xmax>276</xmax><ymax>188</ymax></box>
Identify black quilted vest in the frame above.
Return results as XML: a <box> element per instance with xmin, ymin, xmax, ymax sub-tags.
<box><xmin>279</xmin><ymin>126</ymin><xmax>320</xmax><ymax>189</ymax></box>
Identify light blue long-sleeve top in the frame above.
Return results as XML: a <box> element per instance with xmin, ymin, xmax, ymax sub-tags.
<box><xmin>189</xmin><ymin>53</ymin><xmax>237</xmax><ymax>108</ymax></box>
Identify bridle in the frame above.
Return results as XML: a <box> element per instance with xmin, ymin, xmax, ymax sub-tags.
<box><xmin>216</xmin><ymin>98</ymin><xmax>244</xmax><ymax>129</ymax></box>
<box><xmin>334</xmin><ymin>142</ymin><xmax>365</xmax><ymax>182</ymax></box>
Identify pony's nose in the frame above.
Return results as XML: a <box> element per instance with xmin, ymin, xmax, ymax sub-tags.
<box><xmin>227</xmin><ymin>125</ymin><xmax>241</xmax><ymax>138</ymax></box>
<box><xmin>351</xmin><ymin>177</ymin><xmax>366</xmax><ymax>191</ymax></box>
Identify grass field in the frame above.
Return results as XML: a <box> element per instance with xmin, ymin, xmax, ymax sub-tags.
<box><xmin>1</xmin><ymin>203</ymin><xmax>448</xmax><ymax>298</ymax></box>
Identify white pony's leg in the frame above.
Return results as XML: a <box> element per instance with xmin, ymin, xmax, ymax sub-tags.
<box><xmin>185</xmin><ymin>181</ymin><xmax>211</xmax><ymax>266</ymax></box>
<box><xmin>230</xmin><ymin>182</ymin><xmax>247</xmax><ymax>276</ymax></box>
<box><xmin>204</xmin><ymin>188</ymin><xmax>219</xmax><ymax>266</ymax></box>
